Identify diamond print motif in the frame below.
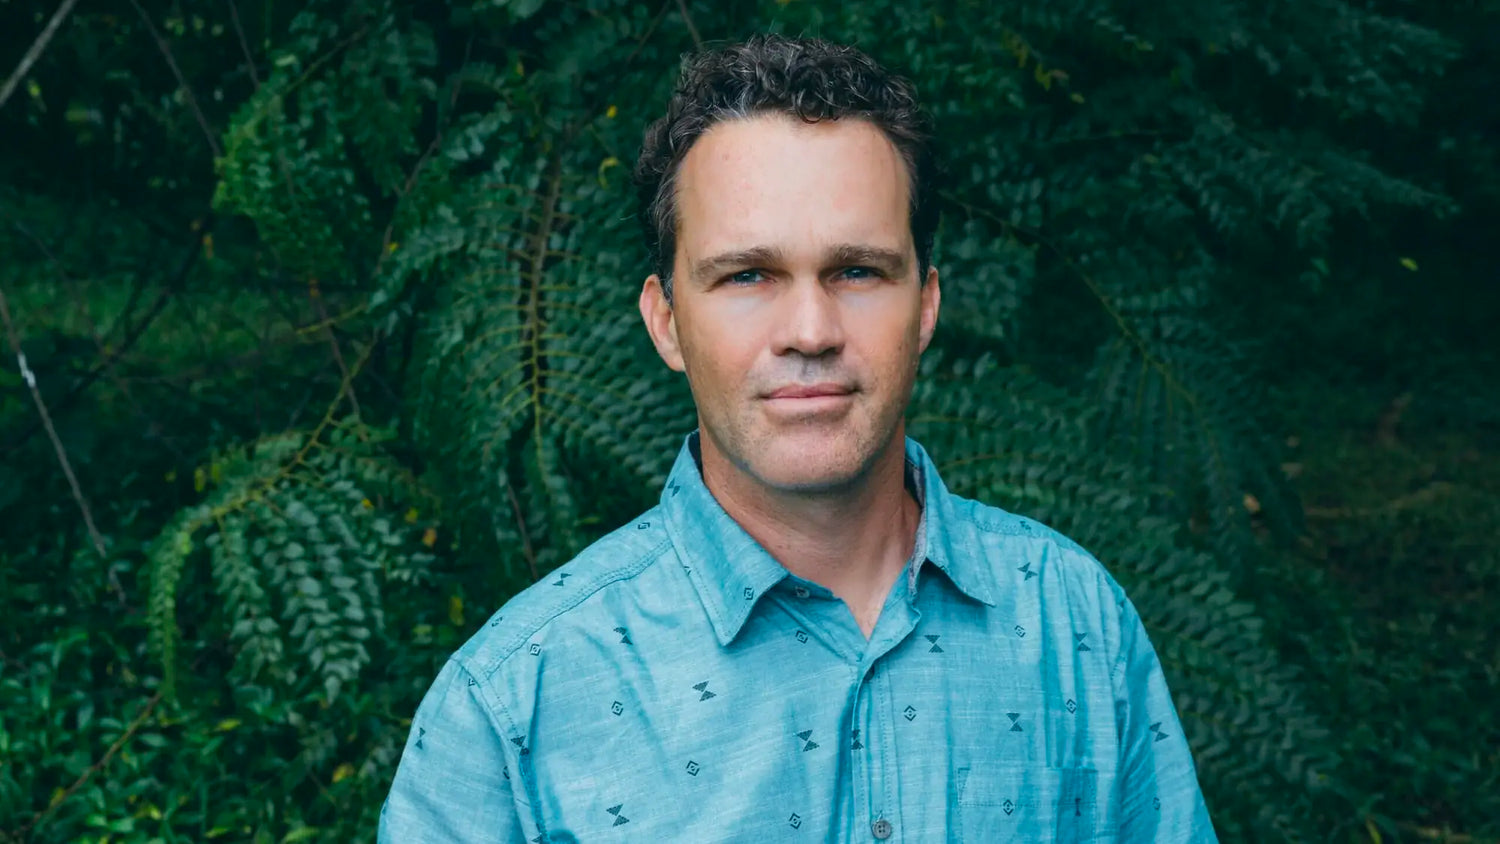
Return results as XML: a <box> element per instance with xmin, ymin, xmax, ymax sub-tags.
<box><xmin>795</xmin><ymin>630</ymin><xmax>808</xmax><ymax>644</ymax></box>
<box><xmin>1007</xmin><ymin>712</ymin><xmax>1023</xmax><ymax>732</ymax></box>
<box><xmin>903</xmin><ymin>705</ymin><xmax>917</xmax><ymax>722</ymax></box>
<box><xmin>1013</xmin><ymin>624</ymin><xmax>1026</xmax><ymax>638</ymax></box>
<box><xmin>611</xmin><ymin>700</ymin><xmax>624</xmax><ymax>716</ymax></box>
<box><xmin>1002</xmin><ymin>798</ymin><xmax>1015</xmax><ymax>815</ymax></box>
<box><xmin>789</xmin><ymin>813</ymin><xmax>802</xmax><ymax>829</ymax></box>
<box><xmin>693</xmin><ymin>681</ymin><xmax>716</xmax><ymax>701</ymax></box>
<box><xmin>606</xmin><ymin>804</ymin><xmax>629</xmax><ymax>826</ymax></box>
<box><xmin>685</xmin><ymin>760</ymin><xmax>700</xmax><ymax>776</ymax></box>
<box><xmin>636</xmin><ymin>521</ymin><xmax>650</xmax><ymax>530</ymax></box>
<box><xmin>797</xmin><ymin>729</ymin><xmax>819</xmax><ymax>751</ymax></box>
<box><xmin>743</xmin><ymin>587</ymin><xmax>755</xmax><ymax>600</ymax></box>
<box><xmin>1065</xmin><ymin>698</ymin><xmax>1077</xmax><ymax>713</ymax></box>
<box><xmin>528</xmin><ymin>642</ymin><xmax>541</xmax><ymax>655</ymax></box>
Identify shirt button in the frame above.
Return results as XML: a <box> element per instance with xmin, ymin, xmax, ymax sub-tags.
<box><xmin>871</xmin><ymin>818</ymin><xmax>893</xmax><ymax>839</ymax></box>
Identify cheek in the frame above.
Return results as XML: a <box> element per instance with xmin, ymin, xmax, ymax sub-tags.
<box><xmin>679</xmin><ymin>317</ymin><xmax>761</xmax><ymax>389</ymax></box>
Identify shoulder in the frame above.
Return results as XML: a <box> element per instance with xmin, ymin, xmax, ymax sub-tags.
<box><xmin>448</xmin><ymin>506</ymin><xmax>676</xmax><ymax>682</ymax></box>
<box><xmin>946</xmin><ymin>491</ymin><xmax>1130</xmax><ymax>613</ymax></box>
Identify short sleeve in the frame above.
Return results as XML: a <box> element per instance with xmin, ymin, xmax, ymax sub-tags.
<box><xmin>378</xmin><ymin>658</ymin><xmax>532</xmax><ymax>843</ymax></box>
<box><xmin>1111</xmin><ymin>594</ymin><xmax>1219</xmax><ymax>842</ymax></box>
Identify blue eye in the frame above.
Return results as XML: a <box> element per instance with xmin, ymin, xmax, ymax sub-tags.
<box><xmin>842</xmin><ymin>266</ymin><xmax>880</xmax><ymax>281</ymax></box>
<box><xmin>728</xmin><ymin>270</ymin><xmax>763</xmax><ymax>285</ymax></box>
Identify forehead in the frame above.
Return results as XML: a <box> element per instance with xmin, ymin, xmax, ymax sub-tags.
<box><xmin>673</xmin><ymin>114</ymin><xmax>912</xmax><ymax>263</ymax></box>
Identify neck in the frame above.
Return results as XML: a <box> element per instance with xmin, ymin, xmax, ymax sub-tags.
<box><xmin>697</xmin><ymin>427</ymin><xmax>920</xmax><ymax>628</ymax></box>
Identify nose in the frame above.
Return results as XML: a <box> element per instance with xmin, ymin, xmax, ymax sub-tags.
<box><xmin>772</xmin><ymin>277</ymin><xmax>845</xmax><ymax>359</ymax></box>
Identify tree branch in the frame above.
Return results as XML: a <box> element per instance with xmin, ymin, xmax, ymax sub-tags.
<box><xmin>0</xmin><ymin>284</ymin><xmax>107</xmax><ymax>559</ymax></box>
<box><xmin>1</xmin><ymin>689</ymin><xmax>164</xmax><ymax>843</ymax></box>
<box><xmin>674</xmin><ymin>0</ymin><xmax>703</xmax><ymax>50</ymax></box>
<box><xmin>225</xmin><ymin>0</ymin><xmax>260</xmax><ymax>88</ymax></box>
<box><xmin>1</xmin><ymin>221</ymin><xmax>206</xmax><ymax>456</ymax></box>
<box><xmin>127</xmin><ymin>0</ymin><xmax>223</xmax><ymax>158</ymax></box>
<box><xmin>0</xmin><ymin>0</ymin><xmax>81</xmax><ymax>114</ymax></box>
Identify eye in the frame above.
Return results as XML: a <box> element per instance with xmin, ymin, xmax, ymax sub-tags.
<box><xmin>726</xmin><ymin>269</ymin><xmax>764</xmax><ymax>286</ymax></box>
<box><xmin>841</xmin><ymin>266</ymin><xmax>882</xmax><ymax>282</ymax></box>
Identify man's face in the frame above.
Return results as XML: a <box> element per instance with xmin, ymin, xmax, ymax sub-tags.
<box><xmin>640</xmin><ymin>113</ymin><xmax>940</xmax><ymax>494</ymax></box>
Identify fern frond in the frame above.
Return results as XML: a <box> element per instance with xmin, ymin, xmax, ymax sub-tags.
<box><xmin>145</xmin><ymin>419</ymin><xmax>434</xmax><ymax>704</ymax></box>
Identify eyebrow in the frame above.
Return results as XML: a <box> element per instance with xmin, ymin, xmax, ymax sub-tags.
<box><xmin>688</xmin><ymin>243</ymin><xmax>911</xmax><ymax>284</ymax></box>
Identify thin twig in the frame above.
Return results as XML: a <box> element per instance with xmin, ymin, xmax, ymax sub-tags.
<box><xmin>127</xmin><ymin>0</ymin><xmax>223</xmax><ymax>157</ymax></box>
<box><xmin>225</xmin><ymin>0</ymin><xmax>260</xmax><ymax>88</ymax></box>
<box><xmin>0</xmin><ymin>0</ymin><xmax>81</xmax><ymax>114</ymax></box>
<box><xmin>308</xmin><ymin>279</ymin><xmax>359</xmax><ymax>417</ymax></box>
<box><xmin>1</xmin><ymin>221</ymin><xmax>206</xmax><ymax>456</ymax></box>
<box><xmin>674</xmin><ymin>0</ymin><xmax>703</xmax><ymax>49</ymax></box>
<box><xmin>0</xmin><ymin>285</ymin><xmax>107</xmax><ymax>558</ymax></box>
<box><xmin>502</xmin><ymin>474</ymin><xmax>540</xmax><ymax>583</ymax></box>
<box><xmin>2</xmin><ymin>690</ymin><xmax>164</xmax><ymax>843</ymax></box>
<box><xmin>1304</xmin><ymin>482</ymin><xmax>1455</xmax><ymax>521</ymax></box>
<box><xmin>19</xmin><ymin>218</ymin><xmax>186</xmax><ymax>467</ymax></box>
<box><xmin>1395</xmin><ymin>820</ymin><xmax>1498</xmax><ymax>844</ymax></box>
<box><xmin>373</xmin><ymin>39</ymin><xmax>472</xmax><ymax>278</ymax></box>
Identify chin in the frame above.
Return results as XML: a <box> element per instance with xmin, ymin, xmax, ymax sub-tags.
<box><xmin>746</xmin><ymin>429</ymin><xmax>877</xmax><ymax>493</ymax></box>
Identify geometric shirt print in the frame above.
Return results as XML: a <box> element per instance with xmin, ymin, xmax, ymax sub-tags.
<box><xmin>377</xmin><ymin>432</ymin><xmax>1218</xmax><ymax>842</ymax></box>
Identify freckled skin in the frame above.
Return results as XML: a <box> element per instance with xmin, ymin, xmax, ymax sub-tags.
<box><xmin>638</xmin><ymin>114</ymin><xmax>940</xmax><ymax>624</ymax></box>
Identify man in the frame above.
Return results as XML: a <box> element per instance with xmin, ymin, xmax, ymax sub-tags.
<box><xmin>380</xmin><ymin>34</ymin><xmax>1216</xmax><ymax>842</ymax></box>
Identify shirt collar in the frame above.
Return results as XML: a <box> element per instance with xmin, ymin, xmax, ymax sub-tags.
<box><xmin>659</xmin><ymin>430</ymin><xmax>995</xmax><ymax>647</ymax></box>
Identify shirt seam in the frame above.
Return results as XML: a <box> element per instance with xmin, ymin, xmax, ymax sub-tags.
<box><xmin>474</xmin><ymin>671</ymin><xmax>550</xmax><ymax>839</ymax></box>
<box><xmin>467</xmin><ymin>535</ymin><xmax>676</xmax><ymax>682</ymax></box>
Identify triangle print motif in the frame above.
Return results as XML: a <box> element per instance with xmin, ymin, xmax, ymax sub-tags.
<box><xmin>797</xmin><ymin>730</ymin><xmax>819</xmax><ymax>751</ymax></box>
<box><xmin>606</xmin><ymin>804</ymin><xmax>629</xmax><ymax>826</ymax></box>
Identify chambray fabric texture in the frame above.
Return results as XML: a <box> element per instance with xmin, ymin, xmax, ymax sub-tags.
<box><xmin>379</xmin><ymin>431</ymin><xmax>1217</xmax><ymax>843</ymax></box>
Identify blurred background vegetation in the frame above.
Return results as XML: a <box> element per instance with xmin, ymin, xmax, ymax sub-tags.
<box><xmin>1</xmin><ymin>0</ymin><xmax>1496</xmax><ymax>841</ymax></box>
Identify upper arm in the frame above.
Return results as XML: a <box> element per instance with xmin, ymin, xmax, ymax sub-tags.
<box><xmin>1110</xmin><ymin>591</ymin><xmax>1219</xmax><ymax>842</ymax></box>
<box><xmin>378</xmin><ymin>658</ymin><xmax>534</xmax><ymax>843</ymax></box>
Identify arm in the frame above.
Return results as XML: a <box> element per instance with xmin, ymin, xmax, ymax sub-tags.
<box><xmin>378</xmin><ymin>658</ymin><xmax>535</xmax><ymax>843</ymax></box>
<box><xmin>1111</xmin><ymin>594</ymin><xmax>1218</xmax><ymax>842</ymax></box>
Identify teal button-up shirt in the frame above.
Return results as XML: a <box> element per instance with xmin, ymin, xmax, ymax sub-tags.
<box><xmin>379</xmin><ymin>432</ymin><xmax>1216</xmax><ymax>842</ymax></box>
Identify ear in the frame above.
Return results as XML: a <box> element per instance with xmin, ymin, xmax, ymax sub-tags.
<box><xmin>639</xmin><ymin>274</ymin><xmax>686</xmax><ymax>372</ymax></box>
<box><xmin>918</xmin><ymin>264</ymin><xmax>941</xmax><ymax>353</ymax></box>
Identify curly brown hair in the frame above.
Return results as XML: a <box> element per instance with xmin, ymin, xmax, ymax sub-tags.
<box><xmin>633</xmin><ymin>33</ymin><xmax>940</xmax><ymax>304</ymax></box>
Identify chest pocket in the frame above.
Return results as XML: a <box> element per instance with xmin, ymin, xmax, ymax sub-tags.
<box><xmin>956</xmin><ymin>764</ymin><xmax>1106</xmax><ymax>843</ymax></box>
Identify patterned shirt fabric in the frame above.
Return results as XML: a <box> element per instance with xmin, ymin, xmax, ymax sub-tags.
<box><xmin>379</xmin><ymin>431</ymin><xmax>1217</xmax><ymax>842</ymax></box>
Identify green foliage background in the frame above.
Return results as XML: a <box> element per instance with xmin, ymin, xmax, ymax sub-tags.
<box><xmin>1</xmin><ymin>0</ymin><xmax>1496</xmax><ymax>841</ymax></box>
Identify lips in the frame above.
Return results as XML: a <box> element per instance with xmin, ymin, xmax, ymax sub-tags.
<box><xmin>764</xmin><ymin>383</ymin><xmax>855</xmax><ymax>399</ymax></box>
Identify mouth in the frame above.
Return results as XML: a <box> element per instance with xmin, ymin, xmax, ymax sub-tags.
<box><xmin>761</xmin><ymin>384</ymin><xmax>858</xmax><ymax>417</ymax></box>
<box><xmin>763</xmin><ymin>383</ymin><xmax>856</xmax><ymax>400</ymax></box>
